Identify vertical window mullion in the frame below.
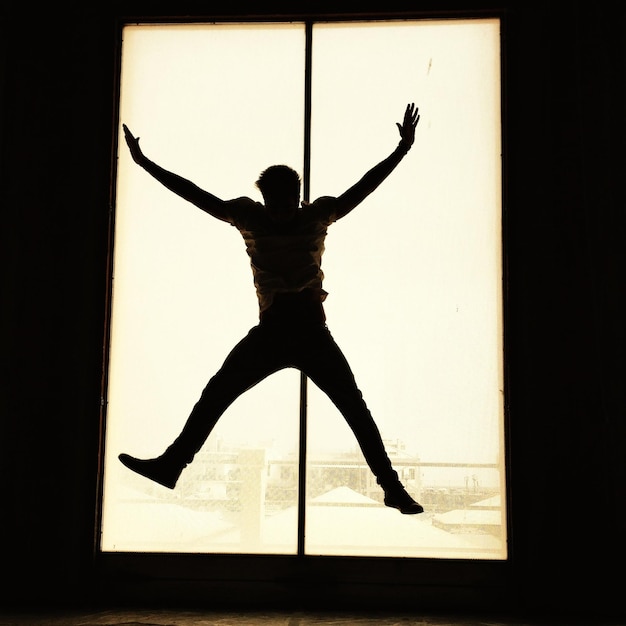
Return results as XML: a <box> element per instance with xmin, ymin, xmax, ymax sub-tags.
<box><xmin>297</xmin><ymin>20</ymin><xmax>314</xmax><ymax>557</ymax></box>
<box><xmin>303</xmin><ymin>21</ymin><xmax>313</xmax><ymax>203</ymax></box>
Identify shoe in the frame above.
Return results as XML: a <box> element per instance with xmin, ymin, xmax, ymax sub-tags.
<box><xmin>118</xmin><ymin>453</ymin><xmax>185</xmax><ymax>489</ymax></box>
<box><xmin>384</xmin><ymin>486</ymin><xmax>424</xmax><ymax>515</ymax></box>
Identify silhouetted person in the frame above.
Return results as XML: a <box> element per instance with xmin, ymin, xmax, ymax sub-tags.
<box><xmin>119</xmin><ymin>103</ymin><xmax>423</xmax><ymax>514</ymax></box>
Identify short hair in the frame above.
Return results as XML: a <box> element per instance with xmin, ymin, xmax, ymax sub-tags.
<box><xmin>255</xmin><ymin>165</ymin><xmax>301</xmax><ymax>198</ymax></box>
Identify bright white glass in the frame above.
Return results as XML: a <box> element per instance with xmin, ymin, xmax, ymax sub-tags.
<box><xmin>305</xmin><ymin>19</ymin><xmax>506</xmax><ymax>559</ymax></box>
<box><xmin>101</xmin><ymin>23</ymin><xmax>305</xmax><ymax>554</ymax></box>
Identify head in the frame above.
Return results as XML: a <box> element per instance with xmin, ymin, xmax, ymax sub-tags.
<box><xmin>256</xmin><ymin>165</ymin><xmax>301</xmax><ymax>222</ymax></box>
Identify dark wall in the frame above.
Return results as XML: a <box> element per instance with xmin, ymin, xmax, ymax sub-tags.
<box><xmin>1</xmin><ymin>6</ymin><xmax>115</xmax><ymax>607</ymax></box>
<box><xmin>1</xmin><ymin>3</ymin><xmax>624</xmax><ymax>620</ymax></box>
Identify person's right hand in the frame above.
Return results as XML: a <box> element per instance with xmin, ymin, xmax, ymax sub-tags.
<box><xmin>123</xmin><ymin>124</ymin><xmax>146</xmax><ymax>165</ymax></box>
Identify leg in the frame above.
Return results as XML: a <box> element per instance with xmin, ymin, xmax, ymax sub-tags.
<box><xmin>119</xmin><ymin>324</ymin><xmax>285</xmax><ymax>488</ymax></box>
<box><xmin>168</xmin><ymin>325</ymin><xmax>285</xmax><ymax>460</ymax></box>
<box><xmin>296</xmin><ymin>326</ymin><xmax>423</xmax><ymax>514</ymax></box>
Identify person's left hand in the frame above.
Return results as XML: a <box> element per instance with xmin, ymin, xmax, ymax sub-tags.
<box><xmin>396</xmin><ymin>103</ymin><xmax>420</xmax><ymax>148</ymax></box>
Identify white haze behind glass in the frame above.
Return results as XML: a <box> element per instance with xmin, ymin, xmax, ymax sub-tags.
<box><xmin>100</xmin><ymin>20</ymin><xmax>504</xmax><ymax>555</ymax></box>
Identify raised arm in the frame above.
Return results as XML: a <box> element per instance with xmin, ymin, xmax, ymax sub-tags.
<box><xmin>122</xmin><ymin>124</ymin><xmax>230</xmax><ymax>222</ymax></box>
<box><xmin>333</xmin><ymin>103</ymin><xmax>419</xmax><ymax>220</ymax></box>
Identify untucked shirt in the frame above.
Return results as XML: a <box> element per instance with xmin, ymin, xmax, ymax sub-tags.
<box><xmin>224</xmin><ymin>196</ymin><xmax>337</xmax><ymax>313</ymax></box>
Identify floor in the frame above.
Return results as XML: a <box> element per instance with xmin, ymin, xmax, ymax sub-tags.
<box><xmin>0</xmin><ymin>609</ymin><xmax>621</xmax><ymax>626</ymax></box>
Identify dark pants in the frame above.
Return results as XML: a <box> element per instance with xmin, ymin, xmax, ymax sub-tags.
<box><xmin>168</xmin><ymin>319</ymin><xmax>399</xmax><ymax>489</ymax></box>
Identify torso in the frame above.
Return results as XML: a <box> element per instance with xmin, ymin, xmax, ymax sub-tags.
<box><xmin>225</xmin><ymin>197</ymin><xmax>337</xmax><ymax>314</ymax></box>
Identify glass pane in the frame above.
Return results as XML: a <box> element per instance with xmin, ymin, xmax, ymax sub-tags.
<box><xmin>101</xmin><ymin>23</ymin><xmax>305</xmax><ymax>554</ymax></box>
<box><xmin>306</xmin><ymin>19</ymin><xmax>505</xmax><ymax>559</ymax></box>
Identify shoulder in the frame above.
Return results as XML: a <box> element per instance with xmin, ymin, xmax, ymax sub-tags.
<box><xmin>223</xmin><ymin>197</ymin><xmax>262</xmax><ymax>227</ymax></box>
<box><xmin>306</xmin><ymin>196</ymin><xmax>339</xmax><ymax>224</ymax></box>
<box><xmin>225</xmin><ymin>196</ymin><xmax>258</xmax><ymax>209</ymax></box>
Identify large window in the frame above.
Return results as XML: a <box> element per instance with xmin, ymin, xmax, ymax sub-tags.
<box><xmin>101</xmin><ymin>18</ymin><xmax>505</xmax><ymax>560</ymax></box>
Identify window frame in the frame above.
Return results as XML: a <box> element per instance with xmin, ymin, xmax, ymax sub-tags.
<box><xmin>96</xmin><ymin>7</ymin><xmax>512</xmax><ymax>607</ymax></box>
